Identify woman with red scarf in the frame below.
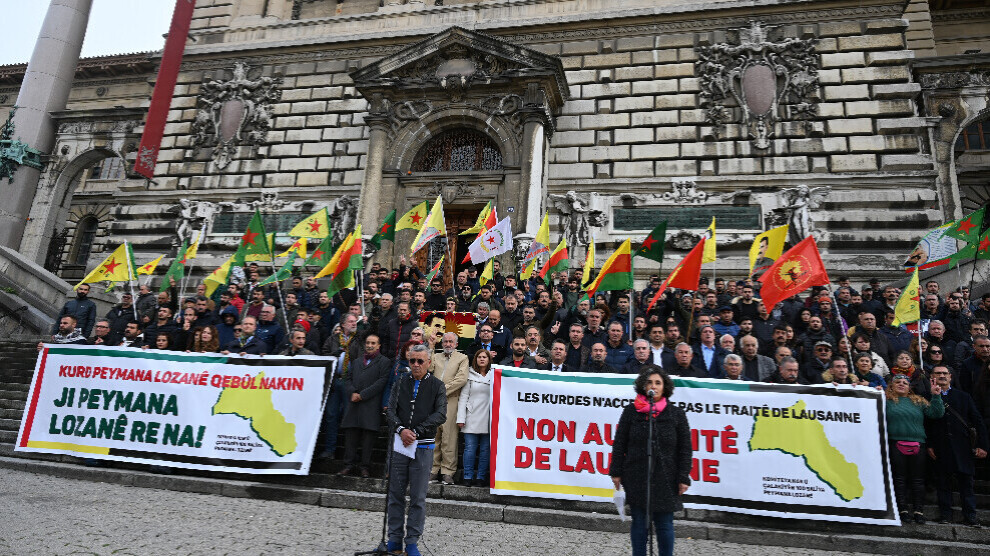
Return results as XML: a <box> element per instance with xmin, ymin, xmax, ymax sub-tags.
<box><xmin>610</xmin><ymin>366</ymin><xmax>692</xmax><ymax>556</ymax></box>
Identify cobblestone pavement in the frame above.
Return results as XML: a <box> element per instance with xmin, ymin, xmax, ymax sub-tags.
<box><xmin>0</xmin><ymin>469</ymin><xmax>876</xmax><ymax>556</ymax></box>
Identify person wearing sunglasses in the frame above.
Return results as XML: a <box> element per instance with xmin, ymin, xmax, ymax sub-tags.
<box><xmin>383</xmin><ymin>343</ymin><xmax>447</xmax><ymax>556</ymax></box>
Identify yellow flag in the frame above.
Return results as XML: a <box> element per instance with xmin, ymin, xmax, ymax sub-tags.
<box><xmin>520</xmin><ymin>259</ymin><xmax>537</xmax><ymax>280</ymax></box>
<box><xmin>204</xmin><ymin>256</ymin><xmax>234</xmax><ymax>297</ymax></box>
<box><xmin>524</xmin><ymin>212</ymin><xmax>551</xmax><ymax>264</ymax></box>
<box><xmin>185</xmin><ymin>236</ymin><xmax>200</xmax><ymax>260</ymax></box>
<box><xmin>277</xmin><ymin>237</ymin><xmax>308</xmax><ymax>259</ymax></box>
<box><xmin>479</xmin><ymin>258</ymin><xmax>494</xmax><ymax>288</ymax></box>
<box><xmin>581</xmin><ymin>238</ymin><xmax>595</xmax><ymax>288</ymax></box>
<box><xmin>288</xmin><ymin>208</ymin><xmax>331</xmax><ymax>238</ymax></box>
<box><xmin>136</xmin><ymin>254</ymin><xmax>164</xmax><ymax>276</ymax></box>
<box><xmin>411</xmin><ymin>196</ymin><xmax>446</xmax><ymax>254</ymax></box>
<box><xmin>748</xmin><ymin>225</ymin><xmax>789</xmax><ymax>273</ymax></box>
<box><xmin>396</xmin><ymin>201</ymin><xmax>429</xmax><ymax>232</ymax></box>
<box><xmin>702</xmin><ymin>217</ymin><xmax>716</xmax><ymax>263</ymax></box>
<box><xmin>315</xmin><ymin>225</ymin><xmax>362</xmax><ymax>279</ymax></box>
<box><xmin>75</xmin><ymin>243</ymin><xmax>135</xmax><ymax>288</ymax></box>
<box><xmin>460</xmin><ymin>202</ymin><xmax>492</xmax><ymax>236</ymax></box>
<box><xmin>892</xmin><ymin>268</ymin><xmax>921</xmax><ymax>327</ymax></box>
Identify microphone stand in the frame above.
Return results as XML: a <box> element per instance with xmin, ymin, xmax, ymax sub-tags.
<box><xmin>646</xmin><ymin>390</ymin><xmax>655</xmax><ymax>556</ymax></box>
<box><xmin>354</xmin><ymin>426</ymin><xmax>395</xmax><ymax>556</ymax></box>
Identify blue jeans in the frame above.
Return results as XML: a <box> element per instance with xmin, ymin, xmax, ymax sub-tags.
<box><xmin>630</xmin><ymin>508</ymin><xmax>674</xmax><ymax>556</ymax></box>
<box><xmin>320</xmin><ymin>377</ymin><xmax>345</xmax><ymax>456</ymax></box>
<box><xmin>462</xmin><ymin>433</ymin><xmax>490</xmax><ymax>480</ymax></box>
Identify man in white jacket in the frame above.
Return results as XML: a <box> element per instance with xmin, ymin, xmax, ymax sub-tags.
<box><xmin>428</xmin><ymin>332</ymin><xmax>469</xmax><ymax>484</ymax></box>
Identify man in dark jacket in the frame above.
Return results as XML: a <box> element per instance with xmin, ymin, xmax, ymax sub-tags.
<box><xmin>669</xmin><ymin>342</ymin><xmax>706</xmax><ymax>378</ymax></box>
<box><xmin>467</xmin><ymin>323</ymin><xmax>505</xmax><ymax>363</ymax></box>
<box><xmin>927</xmin><ymin>366</ymin><xmax>989</xmax><ymax>526</ymax></box>
<box><xmin>141</xmin><ymin>307</ymin><xmax>179</xmax><ymax>348</ymax></box>
<box><xmin>500</xmin><ymin>336</ymin><xmax>538</xmax><ymax>368</ymax></box>
<box><xmin>384</xmin><ymin>302</ymin><xmax>418</xmax><ymax>359</ymax></box>
<box><xmin>105</xmin><ymin>293</ymin><xmax>136</xmax><ymax>341</ymax></box>
<box><xmin>540</xmin><ymin>339</ymin><xmax>574</xmax><ymax>372</ymax></box>
<box><xmin>385</xmin><ymin>344</ymin><xmax>447</xmax><ymax>556</ymax></box>
<box><xmin>338</xmin><ymin>334</ymin><xmax>392</xmax><ymax>478</ymax></box>
<box><xmin>768</xmin><ymin>357</ymin><xmax>810</xmax><ymax>385</ymax></box>
<box><xmin>580</xmin><ymin>342</ymin><xmax>615</xmax><ymax>373</ymax></box>
<box><xmin>957</xmin><ymin>335</ymin><xmax>990</xmax><ymax>395</ymax></box>
<box><xmin>53</xmin><ymin>284</ymin><xmax>97</xmax><ymax>337</ymax></box>
<box><xmin>222</xmin><ymin>316</ymin><xmax>266</xmax><ymax>355</ymax></box>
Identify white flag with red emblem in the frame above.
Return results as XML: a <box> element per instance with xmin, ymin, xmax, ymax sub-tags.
<box><xmin>468</xmin><ymin>217</ymin><xmax>513</xmax><ymax>264</ymax></box>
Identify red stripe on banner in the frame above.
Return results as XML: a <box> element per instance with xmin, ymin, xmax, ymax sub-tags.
<box><xmin>19</xmin><ymin>348</ymin><xmax>48</xmax><ymax>447</ymax></box>
<box><xmin>489</xmin><ymin>367</ymin><xmax>503</xmax><ymax>489</ymax></box>
<box><xmin>133</xmin><ymin>0</ymin><xmax>196</xmax><ymax>179</ymax></box>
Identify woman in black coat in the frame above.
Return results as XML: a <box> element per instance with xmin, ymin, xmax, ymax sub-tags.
<box><xmin>610</xmin><ymin>365</ymin><xmax>692</xmax><ymax>556</ymax></box>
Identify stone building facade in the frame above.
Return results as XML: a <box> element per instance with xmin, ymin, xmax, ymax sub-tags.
<box><xmin>3</xmin><ymin>0</ymin><xmax>989</xmax><ymax>288</ymax></box>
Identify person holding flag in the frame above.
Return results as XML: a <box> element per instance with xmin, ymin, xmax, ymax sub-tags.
<box><xmin>58</xmin><ymin>243</ymin><xmax>137</xmax><ymax>337</ymax></box>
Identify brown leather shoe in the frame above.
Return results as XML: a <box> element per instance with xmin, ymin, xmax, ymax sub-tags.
<box><xmin>337</xmin><ymin>465</ymin><xmax>354</xmax><ymax>476</ymax></box>
<box><xmin>360</xmin><ymin>467</ymin><xmax>370</xmax><ymax>478</ymax></box>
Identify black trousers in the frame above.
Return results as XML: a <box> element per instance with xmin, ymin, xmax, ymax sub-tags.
<box><xmin>344</xmin><ymin>428</ymin><xmax>377</xmax><ymax>467</ymax></box>
<box><xmin>889</xmin><ymin>441</ymin><xmax>926</xmax><ymax>514</ymax></box>
<box><xmin>935</xmin><ymin>470</ymin><xmax>977</xmax><ymax>520</ymax></box>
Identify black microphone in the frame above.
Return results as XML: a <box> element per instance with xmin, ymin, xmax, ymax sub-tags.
<box><xmin>647</xmin><ymin>389</ymin><xmax>656</xmax><ymax>400</ymax></box>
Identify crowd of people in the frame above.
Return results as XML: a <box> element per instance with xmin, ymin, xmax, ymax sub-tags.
<box><xmin>44</xmin><ymin>258</ymin><xmax>990</xmax><ymax>528</ymax></box>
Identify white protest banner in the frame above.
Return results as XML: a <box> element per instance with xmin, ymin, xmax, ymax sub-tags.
<box><xmin>16</xmin><ymin>345</ymin><xmax>332</xmax><ymax>475</ymax></box>
<box><xmin>491</xmin><ymin>366</ymin><xmax>899</xmax><ymax>525</ymax></box>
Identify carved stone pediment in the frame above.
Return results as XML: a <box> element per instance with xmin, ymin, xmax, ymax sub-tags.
<box><xmin>351</xmin><ymin>26</ymin><xmax>568</xmax><ymax>115</ymax></box>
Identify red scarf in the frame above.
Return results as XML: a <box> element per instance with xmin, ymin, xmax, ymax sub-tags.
<box><xmin>891</xmin><ymin>365</ymin><xmax>915</xmax><ymax>378</ymax></box>
<box><xmin>633</xmin><ymin>394</ymin><xmax>666</xmax><ymax>416</ymax></box>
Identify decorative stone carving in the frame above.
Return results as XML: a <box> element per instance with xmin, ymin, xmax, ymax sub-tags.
<box><xmin>770</xmin><ymin>185</ymin><xmax>830</xmax><ymax>244</ymax></box>
<box><xmin>549</xmin><ymin>191</ymin><xmax>607</xmax><ymax>249</ymax></box>
<box><xmin>392</xmin><ymin>43</ymin><xmax>522</xmax><ymax>102</ymax></box>
<box><xmin>427</xmin><ymin>180</ymin><xmax>476</xmax><ymax>204</ymax></box>
<box><xmin>697</xmin><ymin>21</ymin><xmax>820</xmax><ymax>149</ymax></box>
<box><xmin>171</xmin><ymin>200</ymin><xmax>230</xmax><ymax>245</ymax></box>
<box><xmin>662</xmin><ymin>178</ymin><xmax>708</xmax><ymax>204</ymax></box>
<box><xmin>190</xmin><ymin>63</ymin><xmax>283</xmax><ymax>170</ymax></box>
<box><xmin>250</xmin><ymin>192</ymin><xmax>287</xmax><ymax>213</ymax></box>
<box><xmin>668</xmin><ymin>230</ymin><xmax>702</xmax><ymax>250</ymax></box>
<box><xmin>327</xmin><ymin>195</ymin><xmax>358</xmax><ymax>243</ymax></box>
<box><xmin>919</xmin><ymin>71</ymin><xmax>990</xmax><ymax>90</ymax></box>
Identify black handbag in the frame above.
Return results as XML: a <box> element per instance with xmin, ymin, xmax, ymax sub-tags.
<box><xmin>944</xmin><ymin>401</ymin><xmax>979</xmax><ymax>451</ymax></box>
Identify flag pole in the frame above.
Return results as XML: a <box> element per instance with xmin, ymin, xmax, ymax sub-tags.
<box><xmin>266</xmin><ymin>239</ymin><xmax>292</xmax><ymax>335</ymax></box>
<box><xmin>124</xmin><ymin>241</ymin><xmax>139</xmax><ymax>321</ymax></box>
<box><xmin>829</xmin><ymin>288</ymin><xmax>854</xmax><ymax>371</ymax></box>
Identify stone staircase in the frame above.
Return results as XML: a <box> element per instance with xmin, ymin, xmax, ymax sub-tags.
<box><xmin>0</xmin><ymin>340</ymin><xmax>988</xmax><ymax>555</ymax></box>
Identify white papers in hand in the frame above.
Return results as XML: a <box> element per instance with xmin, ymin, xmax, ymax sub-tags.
<box><xmin>613</xmin><ymin>487</ymin><xmax>628</xmax><ymax>521</ymax></box>
<box><xmin>393</xmin><ymin>432</ymin><xmax>418</xmax><ymax>459</ymax></box>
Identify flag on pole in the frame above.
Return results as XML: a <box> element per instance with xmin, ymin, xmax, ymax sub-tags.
<box><xmin>479</xmin><ymin>258</ymin><xmax>494</xmax><ymax>290</ymax></box>
<box><xmin>634</xmin><ymin>222</ymin><xmax>666</xmax><ymax>264</ymax></box>
<box><xmin>411</xmin><ymin>196</ymin><xmax>446</xmax><ymax>255</ymax></box>
<box><xmin>903</xmin><ymin>222</ymin><xmax>958</xmax><ymax>270</ymax></box>
<box><xmin>258</xmin><ymin>254</ymin><xmax>297</xmax><ymax>287</ymax></box>
<box><xmin>944</xmin><ymin>207</ymin><xmax>985</xmax><ymax>244</ymax></box>
<box><xmin>538</xmin><ymin>239</ymin><xmax>569</xmax><ymax>284</ymax></box>
<box><xmin>396</xmin><ymin>201</ymin><xmax>429</xmax><ymax>231</ymax></box>
<box><xmin>892</xmin><ymin>268</ymin><xmax>921</xmax><ymax>327</ymax></box>
<box><xmin>462</xmin><ymin>205</ymin><xmax>499</xmax><ymax>264</ymax></box>
<box><xmin>645</xmin><ymin>239</ymin><xmax>706</xmax><ymax>313</ymax></box>
<box><xmin>203</xmin><ymin>256</ymin><xmax>234</xmax><ymax>297</ymax></box>
<box><xmin>425</xmin><ymin>256</ymin><xmax>444</xmax><ymax>285</ymax></box>
<box><xmin>581</xmin><ymin>238</ymin><xmax>596</xmax><ymax>288</ymax></box>
<box><xmin>520</xmin><ymin>259</ymin><xmax>537</xmax><ymax>280</ymax></box>
<box><xmin>288</xmin><ymin>207</ymin><xmax>331</xmax><ymax>239</ymax></box>
<box><xmin>75</xmin><ymin>243</ymin><xmax>136</xmax><ymax>289</ymax></box>
<box><xmin>467</xmin><ymin>217</ymin><xmax>513</xmax><ymax>264</ymax></box>
<box><xmin>136</xmin><ymin>254</ymin><xmax>165</xmax><ymax>276</ymax></box>
<box><xmin>370</xmin><ymin>209</ymin><xmax>396</xmax><ymax>249</ymax></box>
<box><xmin>232</xmin><ymin>210</ymin><xmax>272</xmax><ymax>268</ymax></box>
<box><xmin>159</xmin><ymin>241</ymin><xmax>189</xmax><ymax>292</ymax></box>
<box><xmin>317</xmin><ymin>226</ymin><xmax>364</xmax><ymax>298</ymax></box>
<box><xmin>277</xmin><ymin>237</ymin><xmax>307</xmax><ymax>259</ymax></box>
<box><xmin>185</xmin><ymin>236</ymin><xmax>201</xmax><ymax>260</ymax></box>
<box><xmin>461</xmin><ymin>202</ymin><xmax>492</xmax><ymax>236</ymax></box>
<box><xmin>585</xmin><ymin>239</ymin><xmax>633</xmax><ymax>299</ymax></box>
<box><xmin>749</xmin><ymin>225</ymin><xmax>789</xmax><ymax>277</ymax></box>
<box><xmin>702</xmin><ymin>217</ymin><xmax>716</xmax><ymax>263</ymax></box>
<box><xmin>524</xmin><ymin>212</ymin><xmax>550</xmax><ymax>264</ymax></box>
<box><xmin>757</xmin><ymin>236</ymin><xmax>830</xmax><ymax>310</ymax></box>
<box><xmin>304</xmin><ymin>235</ymin><xmax>334</xmax><ymax>268</ymax></box>
<box><xmin>978</xmin><ymin>229</ymin><xmax>990</xmax><ymax>260</ymax></box>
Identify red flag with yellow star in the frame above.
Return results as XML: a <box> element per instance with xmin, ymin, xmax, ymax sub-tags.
<box><xmin>758</xmin><ymin>236</ymin><xmax>830</xmax><ymax>310</ymax></box>
<box><xmin>288</xmin><ymin>208</ymin><xmax>331</xmax><ymax>239</ymax></box>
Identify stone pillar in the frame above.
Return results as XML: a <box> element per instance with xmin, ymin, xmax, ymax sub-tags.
<box><xmin>518</xmin><ymin>113</ymin><xmax>547</xmax><ymax>237</ymax></box>
<box><xmin>0</xmin><ymin>0</ymin><xmax>92</xmax><ymax>251</ymax></box>
<box><xmin>358</xmin><ymin>115</ymin><xmax>390</xmax><ymax>238</ymax></box>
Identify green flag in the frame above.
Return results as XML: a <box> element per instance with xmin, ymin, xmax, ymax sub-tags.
<box><xmin>424</xmin><ymin>256</ymin><xmax>444</xmax><ymax>285</ymax></box>
<box><xmin>370</xmin><ymin>209</ymin><xmax>396</xmax><ymax>250</ymax></box>
<box><xmin>258</xmin><ymin>253</ymin><xmax>297</xmax><ymax>287</ymax></box>
<box><xmin>232</xmin><ymin>210</ymin><xmax>271</xmax><ymax>268</ymax></box>
<box><xmin>304</xmin><ymin>235</ymin><xmax>334</xmax><ymax>268</ymax></box>
<box><xmin>978</xmin><ymin>229</ymin><xmax>990</xmax><ymax>260</ymax></box>
<box><xmin>635</xmin><ymin>221</ymin><xmax>667</xmax><ymax>264</ymax></box>
<box><xmin>159</xmin><ymin>240</ymin><xmax>189</xmax><ymax>292</ymax></box>
<box><xmin>945</xmin><ymin>207</ymin><xmax>985</xmax><ymax>244</ymax></box>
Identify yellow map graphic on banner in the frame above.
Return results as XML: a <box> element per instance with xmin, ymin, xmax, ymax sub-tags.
<box><xmin>748</xmin><ymin>400</ymin><xmax>863</xmax><ymax>502</ymax></box>
<box><xmin>212</xmin><ymin>372</ymin><xmax>297</xmax><ymax>457</ymax></box>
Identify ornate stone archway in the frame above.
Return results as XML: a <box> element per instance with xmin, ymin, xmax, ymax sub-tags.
<box><xmin>350</xmin><ymin>26</ymin><xmax>569</xmax><ymax>262</ymax></box>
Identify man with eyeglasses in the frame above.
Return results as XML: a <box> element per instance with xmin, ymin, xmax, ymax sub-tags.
<box><xmin>804</xmin><ymin>341</ymin><xmax>833</xmax><ymax>384</ymax></box>
<box><xmin>89</xmin><ymin>319</ymin><xmax>116</xmax><ymax>346</ymax></box>
<box><xmin>384</xmin><ymin>344</ymin><xmax>447</xmax><ymax>556</ymax></box>
<box><xmin>927</xmin><ymin>365</ymin><xmax>988</xmax><ymax>527</ymax></box>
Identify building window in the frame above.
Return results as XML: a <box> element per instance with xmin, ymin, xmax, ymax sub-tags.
<box><xmin>74</xmin><ymin>217</ymin><xmax>99</xmax><ymax>265</ymax></box>
<box><xmin>411</xmin><ymin>129</ymin><xmax>503</xmax><ymax>172</ymax></box>
<box><xmin>88</xmin><ymin>157</ymin><xmax>125</xmax><ymax>180</ymax></box>
<box><xmin>956</xmin><ymin>121</ymin><xmax>990</xmax><ymax>152</ymax></box>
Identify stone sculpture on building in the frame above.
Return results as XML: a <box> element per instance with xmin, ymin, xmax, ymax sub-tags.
<box><xmin>549</xmin><ymin>191</ymin><xmax>606</xmax><ymax>249</ymax></box>
<box><xmin>172</xmin><ymin>199</ymin><xmax>230</xmax><ymax>245</ymax></box>
<box><xmin>328</xmin><ymin>195</ymin><xmax>358</xmax><ymax>242</ymax></box>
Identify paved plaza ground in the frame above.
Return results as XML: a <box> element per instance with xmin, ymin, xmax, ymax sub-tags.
<box><xmin>0</xmin><ymin>468</ymin><xmax>879</xmax><ymax>555</ymax></box>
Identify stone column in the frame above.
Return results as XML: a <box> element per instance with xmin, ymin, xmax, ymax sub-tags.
<box><xmin>358</xmin><ymin>115</ymin><xmax>390</xmax><ymax>238</ymax></box>
<box><xmin>518</xmin><ymin>112</ymin><xmax>548</xmax><ymax>238</ymax></box>
<box><xmin>0</xmin><ymin>0</ymin><xmax>92</xmax><ymax>251</ymax></box>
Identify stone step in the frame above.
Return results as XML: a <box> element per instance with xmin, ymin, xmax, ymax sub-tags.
<box><xmin>0</xmin><ymin>430</ymin><xmax>16</xmax><ymax>443</ymax></box>
<box><xmin>0</xmin><ymin>454</ymin><xmax>985</xmax><ymax>556</ymax></box>
<box><xmin>0</xmin><ymin>399</ymin><xmax>25</xmax><ymax>410</ymax></box>
<box><xmin>0</xmin><ymin>390</ymin><xmax>28</xmax><ymax>401</ymax></box>
<box><xmin>0</xmin><ymin>383</ymin><xmax>29</xmax><ymax>392</ymax></box>
<box><xmin>0</xmin><ymin>418</ymin><xmax>20</xmax><ymax>432</ymax></box>
<box><xmin>0</xmin><ymin>408</ymin><xmax>23</xmax><ymax>419</ymax></box>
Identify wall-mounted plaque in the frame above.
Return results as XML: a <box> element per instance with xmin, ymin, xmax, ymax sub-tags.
<box><xmin>612</xmin><ymin>206</ymin><xmax>761</xmax><ymax>231</ymax></box>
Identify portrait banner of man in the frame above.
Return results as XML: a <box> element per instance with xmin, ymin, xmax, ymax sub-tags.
<box><xmin>748</xmin><ymin>224</ymin><xmax>789</xmax><ymax>280</ymax></box>
<box><xmin>903</xmin><ymin>222</ymin><xmax>957</xmax><ymax>269</ymax></box>
<box><xmin>420</xmin><ymin>311</ymin><xmax>476</xmax><ymax>352</ymax></box>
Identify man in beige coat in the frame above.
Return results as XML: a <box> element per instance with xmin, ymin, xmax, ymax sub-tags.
<box><xmin>429</xmin><ymin>332</ymin><xmax>469</xmax><ymax>484</ymax></box>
